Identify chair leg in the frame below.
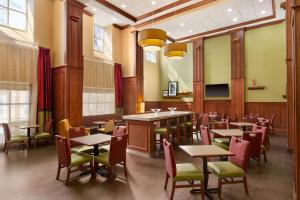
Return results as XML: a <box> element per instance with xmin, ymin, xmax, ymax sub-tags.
<box><xmin>65</xmin><ymin>168</ymin><xmax>71</xmax><ymax>186</ymax></box>
<box><xmin>34</xmin><ymin>139</ymin><xmax>37</xmax><ymax>148</ymax></box>
<box><xmin>170</xmin><ymin>181</ymin><xmax>175</xmax><ymax>200</ymax></box>
<box><xmin>196</xmin><ymin>131</ymin><xmax>200</xmax><ymax>143</ymax></box>
<box><xmin>5</xmin><ymin>143</ymin><xmax>10</xmax><ymax>154</ymax></box>
<box><xmin>218</xmin><ymin>178</ymin><xmax>222</xmax><ymax>199</ymax></box>
<box><xmin>201</xmin><ymin>182</ymin><xmax>205</xmax><ymax>200</ymax></box>
<box><xmin>3</xmin><ymin>143</ymin><xmax>6</xmax><ymax>153</ymax></box>
<box><xmin>164</xmin><ymin>173</ymin><xmax>169</xmax><ymax>189</ymax></box>
<box><xmin>123</xmin><ymin>162</ymin><xmax>128</xmax><ymax>177</ymax></box>
<box><xmin>56</xmin><ymin>164</ymin><xmax>61</xmax><ymax>180</ymax></box>
<box><xmin>263</xmin><ymin>150</ymin><xmax>268</xmax><ymax>162</ymax></box>
<box><xmin>243</xmin><ymin>176</ymin><xmax>249</xmax><ymax>196</ymax></box>
<box><xmin>258</xmin><ymin>155</ymin><xmax>262</xmax><ymax>173</ymax></box>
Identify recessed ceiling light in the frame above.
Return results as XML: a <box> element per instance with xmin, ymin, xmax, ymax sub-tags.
<box><xmin>167</xmin><ymin>32</ymin><xmax>171</xmax><ymax>35</ymax></box>
<box><xmin>259</xmin><ymin>0</ymin><xmax>264</xmax><ymax>2</ymax></box>
<box><xmin>92</xmin><ymin>8</ymin><xmax>97</xmax><ymax>11</ymax></box>
<box><xmin>227</xmin><ymin>8</ymin><xmax>232</xmax><ymax>12</ymax></box>
<box><xmin>112</xmin><ymin>17</ymin><xmax>117</xmax><ymax>21</ymax></box>
<box><xmin>121</xmin><ymin>4</ymin><xmax>126</xmax><ymax>8</ymax></box>
<box><xmin>151</xmin><ymin>1</ymin><xmax>156</xmax><ymax>5</ymax></box>
<box><xmin>180</xmin><ymin>23</ymin><xmax>184</xmax><ymax>26</ymax></box>
<box><xmin>233</xmin><ymin>17</ymin><xmax>238</xmax><ymax>22</ymax></box>
<box><xmin>189</xmin><ymin>30</ymin><xmax>193</xmax><ymax>33</ymax></box>
<box><xmin>260</xmin><ymin>10</ymin><xmax>266</xmax><ymax>15</ymax></box>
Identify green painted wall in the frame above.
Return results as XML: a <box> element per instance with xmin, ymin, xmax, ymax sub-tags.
<box><xmin>159</xmin><ymin>42</ymin><xmax>193</xmax><ymax>102</ymax></box>
<box><xmin>204</xmin><ymin>35</ymin><xmax>231</xmax><ymax>99</ymax></box>
<box><xmin>245</xmin><ymin>22</ymin><xmax>286</xmax><ymax>102</ymax></box>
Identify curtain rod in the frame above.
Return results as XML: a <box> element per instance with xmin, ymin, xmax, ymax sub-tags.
<box><xmin>0</xmin><ymin>34</ymin><xmax>47</xmax><ymax>49</ymax></box>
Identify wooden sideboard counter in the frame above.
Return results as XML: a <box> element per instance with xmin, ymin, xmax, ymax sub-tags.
<box><xmin>123</xmin><ymin>111</ymin><xmax>193</xmax><ymax>157</ymax></box>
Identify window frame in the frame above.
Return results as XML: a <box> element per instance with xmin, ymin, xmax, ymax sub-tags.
<box><xmin>93</xmin><ymin>23</ymin><xmax>104</xmax><ymax>53</ymax></box>
<box><xmin>145</xmin><ymin>51</ymin><xmax>157</xmax><ymax>64</ymax></box>
<box><xmin>0</xmin><ymin>0</ymin><xmax>28</xmax><ymax>32</ymax></box>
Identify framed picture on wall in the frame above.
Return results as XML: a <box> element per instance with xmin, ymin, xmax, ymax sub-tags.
<box><xmin>162</xmin><ymin>90</ymin><xmax>168</xmax><ymax>97</ymax></box>
<box><xmin>168</xmin><ymin>81</ymin><xmax>178</xmax><ymax>96</ymax></box>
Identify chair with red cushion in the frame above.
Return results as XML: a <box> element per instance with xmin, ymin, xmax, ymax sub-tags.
<box><xmin>252</xmin><ymin>125</ymin><xmax>269</xmax><ymax>162</ymax></box>
<box><xmin>242</xmin><ymin>132</ymin><xmax>263</xmax><ymax>172</ymax></box>
<box><xmin>208</xmin><ymin>137</ymin><xmax>250</xmax><ymax>199</ymax></box>
<box><xmin>200</xmin><ymin>125</ymin><xmax>229</xmax><ymax>150</ymax></box>
<box><xmin>94</xmin><ymin>134</ymin><xmax>128</xmax><ymax>177</ymax></box>
<box><xmin>162</xmin><ymin>139</ymin><xmax>204</xmax><ymax>200</ymax></box>
<box><xmin>55</xmin><ymin>135</ymin><xmax>93</xmax><ymax>186</ymax></box>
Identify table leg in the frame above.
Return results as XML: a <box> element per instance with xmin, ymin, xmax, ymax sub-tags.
<box><xmin>27</xmin><ymin>128</ymin><xmax>31</xmax><ymax>147</ymax></box>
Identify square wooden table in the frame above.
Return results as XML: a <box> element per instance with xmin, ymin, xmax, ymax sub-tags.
<box><xmin>210</xmin><ymin>129</ymin><xmax>244</xmax><ymax>137</ymax></box>
<box><xmin>16</xmin><ymin>124</ymin><xmax>40</xmax><ymax>147</ymax></box>
<box><xmin>93</xmin><ymin>121</ymin><xmax>106</xmax><ymax>128</ymax></box>
<box><xmin>70</xmin><ymin>134</ymin><xmax>111</xmax><ymax>156</ymax></box>
<box><xmin>180</xmin><ymin>145</ymin><xmax>234</xmax><ymax>198</ymax></box>
<box><xmin>230</xmin><ymin>122</ymin><xmax>255</xmax><ymax>131</ymax></box>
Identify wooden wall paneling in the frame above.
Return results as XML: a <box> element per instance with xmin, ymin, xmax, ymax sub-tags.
<box><xmin>193</xmin><ymin>38</ymin><xmax>204</xmax><ymax>114</ymax></box>
<box><xmin>123</xmin><ymin>77</ymin><xmax>137</xmax><ymax>115</ymax></box>
<box><xmin>204</xmin><ymin>100</ymin><xmax>231</xmax><ymax>115</ymax></box>
<box><xmin>231</xmin><ymin>30</ymin><xmax>245</xmax><ymax>120</ymax></box>
<box><xmin>292</xmin><ymin>0</ymin><xmax>300</xmax><ymax>198</ymax></box>
<box><xmin>286</xmin><ymin>0</ymin><xmax>295</xmax><ymax>151</ymax></box>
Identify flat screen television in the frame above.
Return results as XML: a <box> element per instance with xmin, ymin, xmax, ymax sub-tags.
<box><xmin>205</xmin><ymin>84</ymin><xmax>229</xmax><ymax>98</ymax></box>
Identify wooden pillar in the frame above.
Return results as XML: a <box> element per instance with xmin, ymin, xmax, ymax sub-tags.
<box><xmin>292</xmin><ymin>0</ymin><xmax>300</xmax><ymax>198</ymax></box>
<box><xmin>193</xmin><ymin>38</ymin><xmax>204</xmax><ymax>114</ymax></box>
<box><xmin>52</xmin><ymin>0</ymin><xmax>85</xmax><ymax>130</ymax></box>
<box><xmin>230</xmin><ymin>30</ymin><xmax>245</xmax><ymax>120</ymax></box>
<box><xmin>123</xmin><ymin>32</ymin><xmax>144</xmax><ymax>114</ymax></box>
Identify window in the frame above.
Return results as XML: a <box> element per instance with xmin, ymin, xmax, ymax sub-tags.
<box><xmin>0</xmin><ymin>0</ymin><xmax>27</xmax><ymax>31</ymax></box>
<box><xmin>145</xmin><ymin>51</ymin><xmax>156</xmax><ymax>63</ymax></box>
<box><xmin>94</xmin><ymin>24</ymin><xmax>104</xmax><ymax>53</ymax></box>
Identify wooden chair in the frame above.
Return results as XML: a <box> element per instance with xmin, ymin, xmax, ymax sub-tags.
<box><xmin>162</xmin><ymin>139</ymin><xmax>204</xmax><ymax>200</ymax></box>
<box><xmin>252</xmin><ymin>125</ymin><xmax>269</xmax><ymax>162</ymax></box>
<box><xmin>208</xmin><ymin>137</ymin><xmax>250</xmax><ymax>199</ymax></box>
<box><xmin>94</xmin><ymin>134</ymin><xmax>128</xmax><ymax>177</ymax></box>
<box><xmin>201</xmin><ymin>114</ymin><xmax>210</xmax><ymax>127</ymax></box>
<box><xmin>32</xmin><ymin>119</ymin><xmax>53</xmax><ymax>148</ymax></box>
<box><xmin>55</xmin><ymin>135</ymin><xmax>93</xmax><ymax>186</ymax></box>
<box><xmin>200</xmin><ymin>125</ymin><xmax>229</xmax><ymax>150</ymax></box>
<box><xmin>269</xmin><ymin>115</ymin><xmax>275</xmax><ymax>135</ymax></box>
<box><xmin>98</xmin><ymin>120</ymin><xmax>114</xmax><ymax>134</ymax></box>
<box><xmin>2</xmin><ymin>123</ymin><xmax>28</xmax><ymax>153</ymax></box>
<box><xmin>69</xmin><ymin>127</ymin><xmax>94</xmax><ymax>154</ymax></box>
<box><xmin>58</xmin><ymin>119</ymin><xmax>90</xmax><ymax>138</ymax></box>
<box><xmin>192</xmin><ymin>114</ymin><xmax>202</xmax><ymax>143</ymax></box>
<box><xmin>155</xmin><ymin>119</ymin><xmax>171</xmax><ymax>150</ymax></box>
<box><xmin>242</xmin><ymin>132</ymin><xmax>263</xmax><ymax>173</ymax></box>
<box><xmin>100</xmin><ymin>126</ymin><xmax>127</xmax><ymax>152</ymax></box>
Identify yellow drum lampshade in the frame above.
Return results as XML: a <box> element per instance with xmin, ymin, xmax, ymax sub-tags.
<box><xmin>138</xmin><ymin>29</ymin><xmax>167</xmax><ymax>52</ymax></box>
<box><xmin>164</xmin><ymin>42</ymin><xmax>187</xmax><ymax>60</ymax></box>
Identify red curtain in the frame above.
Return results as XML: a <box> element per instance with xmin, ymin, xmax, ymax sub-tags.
<box><xmin>114</xmin><ymin>63</ymin><xmax>123</xmax><ymax>107</ymax></box>
<box><xmin>37</xmin><ymin>47</ymin><xmax>52</xmax><ymax>116</ymax></box>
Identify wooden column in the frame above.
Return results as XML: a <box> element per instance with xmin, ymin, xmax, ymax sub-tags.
<box><xmin>193</xmin><ymin>38</ymin><xmax>204</xmax><ymax>114</ymax></box>
<box><xmin>293</xmin><ymin>0</ymin><xmax>300</xmax><ymax>198</ymax></box>
<box><xmin>230</xmin><ymin>30</ymin><xmax>245</xmax><ymax>120</ymax></box>
<box><xmin>52</xmin><ymin>0</ymin><xmax>85</xmax><ymax>130</ymax></box>
<box><xmin>123</xmin><ymin>32</ymin><xmax>144</xmax><ymax>114</ymax></box>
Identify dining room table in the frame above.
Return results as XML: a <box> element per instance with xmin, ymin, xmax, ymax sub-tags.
<box><xmin>180</xmin><ymin>145</ymin><xmax>234</xmax><ymax>199</ymax></box>
<box><xmin>93</xmin><ymin>121</ymin><xmax>106</xmax><ymax>128</ymax></box>
<box><xmin>210</xmin><ymin>129</ymin><xmax>244</xmax><ymax>138</ymax></box>
<box><xmin>16</xmin><ymin>124</ymin><xmax>40</xmax><ymax>147</ymax></box>
<box><xmin>230</xmin><ymin>122</ymin><xmax>255</xmax><ymax>131</ymax></box>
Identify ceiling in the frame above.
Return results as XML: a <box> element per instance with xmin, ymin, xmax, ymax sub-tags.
<box><xmin>80</xmin><ymin>0</ymin><xmax>286</xmax><ymax>40</ymax></box>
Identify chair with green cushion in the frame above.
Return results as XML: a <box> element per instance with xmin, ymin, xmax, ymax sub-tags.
<box><xmin>3</xmin><ymin>123</ymin><xmax>28</xmax><ymax>153</ymax></box>
<box><xmin>200</xmin><ymin>125</ymin><xmax>229</xmax><ymax>150</ymax></box>
<box><xmin>98</xmin><ymin>120</ymin><xmax>114</xmax><ymax>134</ymax></box>
<box><xmin>99</xmin><ymin>126</ymin><xmax>127</xmax><ymax>153</ymax></box>
<box><xmin>162</xmin><ymin>139</ymin><xmax>204</xmax><ymax>200</ymax></box>
<box><xmin>94</xmin><ymin>134</ymin><xmax>128</xmax><ymax>177</ymax></box>
<box><xmin>32</xmin><ymin>119</ymin><xmax>53</xmax><ymax>148</ymax></box>
<box><xmin>55</xmin><ymin>135</ymin><xmax>93</xmax><ymax>186</ymax></box>
<box><xmin>69</xmin><ymin>127</ymin><xmax>94</xmax><ymax>154</ymax></box>
<box><xmin>208</xmin><ymin>137</ymin><xmax>250</xmax><ymax>199</ymax></box>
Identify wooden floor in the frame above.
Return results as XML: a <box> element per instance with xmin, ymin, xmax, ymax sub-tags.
<box><xmin>0</xmin><ymin>134</ymin><xmax>292</xmax><ymax>200</ymax></box>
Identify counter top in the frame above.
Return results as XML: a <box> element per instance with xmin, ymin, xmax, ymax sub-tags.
<box><xmin>123</xmin><ymin>111</ymin><xmax>193</xmax><ymax>122</ymax></box>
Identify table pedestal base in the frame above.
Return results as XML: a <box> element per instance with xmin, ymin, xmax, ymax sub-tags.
<box><xmin>191</xmin><ymin>187</ymin><xmax>219</xmax><ymax>199</ymax></box>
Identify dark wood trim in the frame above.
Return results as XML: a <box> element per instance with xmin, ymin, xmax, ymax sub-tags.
<box><xmin>135</xmin><ymin>0</ymin><xmax>218</xmax><ymax>28</ymax></box>
<box><xmin>83</xmin><ymin>9</ymin><xmax>93</xmax><ymax>17</ymax></box>
<box><xmin>167</xmin><ymin>36</ymin><xmax>175</xmax><ymax>42</ymax></box>
<box><xmin>95</xmin><ymin>0</ymin><xmax>137</xmax><ymax>22</ymax></box>
<box><xmin>112</xmin><ymin>23</ymin><xmax>122</xmax><ymax>30</ymax></box>
<box><xmin>136</xmin><ymin>0</ymin><xmax>192</xmax><ymax>21</ymax></box>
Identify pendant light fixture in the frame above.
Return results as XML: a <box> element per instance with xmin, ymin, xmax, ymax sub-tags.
<box><xmin>138</xmin><ymin>28</ymin><xmax>167</xmax><ymax>52</ymax></box>
<box><xmin>164</xmin><ymin>42</ymin><xmax>187</xmax><ymax>60</ymax></box>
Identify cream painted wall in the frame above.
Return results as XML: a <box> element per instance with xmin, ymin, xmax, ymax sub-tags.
<box><xmin>245</xmin><ymin>22</ymin><xmax>286</xmax><ymax>102</ymax></box>
<box><xmin>160</xmin><ymin>43</ymin><xmax>193</xmax><ymax>102</ymax></box>
<box><xmin>0</xmin><ymin>0</ymin><xmax>52</xmax><ymax>48</ymax></box>
<box><xmin>204</xmin><ymin>35</ymin><xmax>231</xmax><ymax>100</ymax></box>
<box><xmin>112</xmin><ymin>27</ymin><xmax>122</xmax><ymax>64</ymax></box>
<box><xmin>144</xmin><ymin>52</ymin><xmax>160</xmax><ymax>101</ymax></box>
<box><xmin>83</xmin><ymin>14</ymin><xmax>94</xmax><ymax>58</ymax></box>
<box><xmin>120</xmin><ymin>27</ymin><xmax>136</xmax><ymax>77</ymax></box>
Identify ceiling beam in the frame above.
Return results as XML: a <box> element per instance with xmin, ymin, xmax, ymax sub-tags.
<box><xmin>135</xmin><ymin>0</ymin><xmax>218</xmax><ymax>29</ymax></box>
<box><xmin>95</xmin><ymin>0</ymin><xmax>137</xmax><ymax>22</ymax></box>
<box><xmin>136</xmin><ymin>0</ymin><xmax>193</xmax><ymax>21</ymax></box>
